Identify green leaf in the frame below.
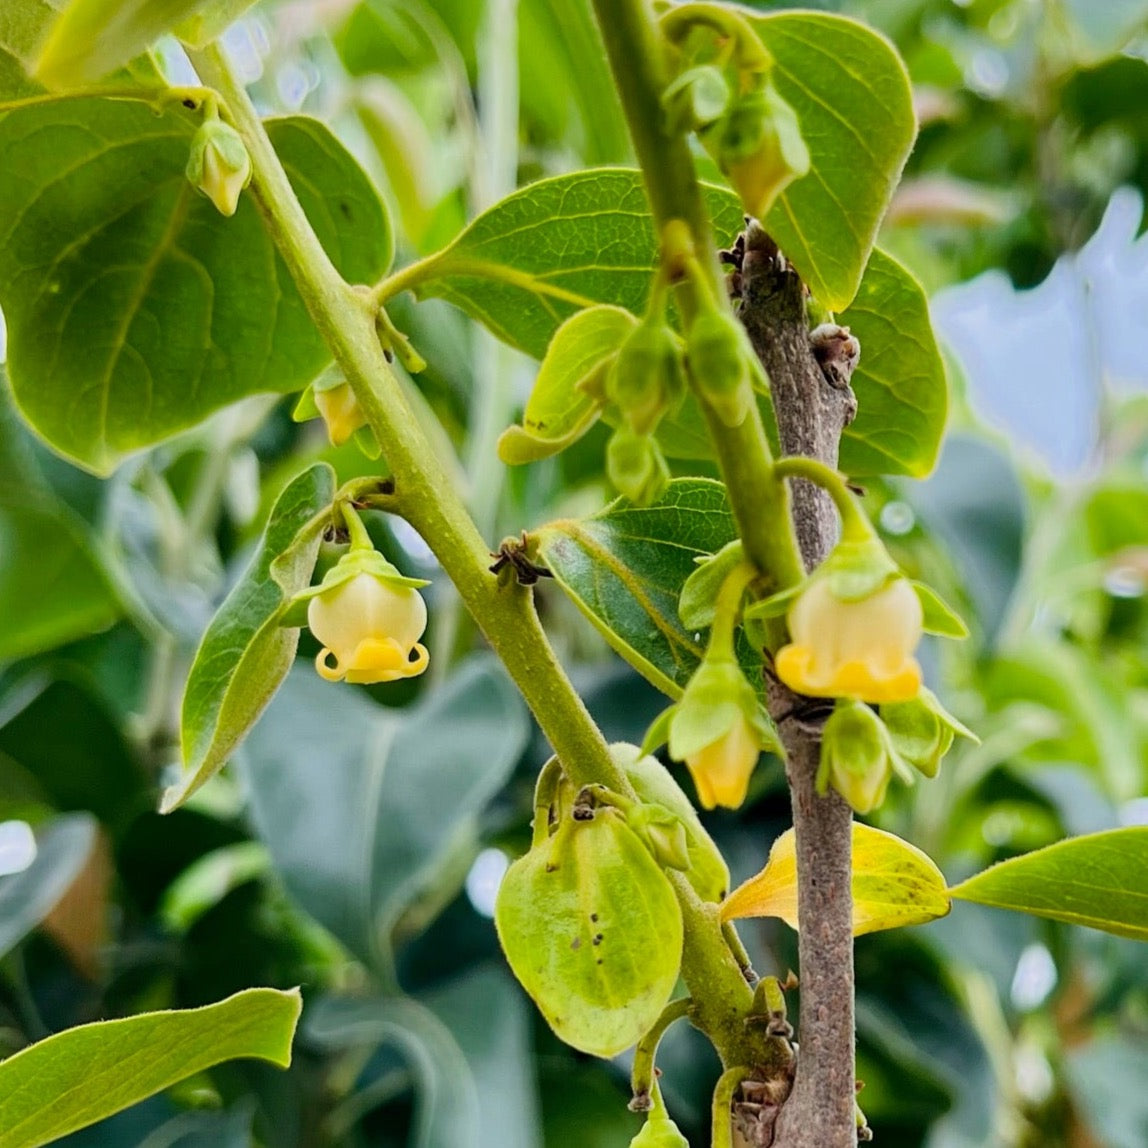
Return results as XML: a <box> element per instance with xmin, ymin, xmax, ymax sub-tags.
<box><xmin>34</xmin><ymin>0</ymin><xmax>208</xmax><ymax>88</ymax></box>
<box><xmin>498</xmin><ymin>304</ymin><xmax>635</xmax><ymax>464</ymax></box>
<box><xmin>165</xmin><ymin>463</ymin><xmax>335</xmax><ymax>813</ymax></box>
<box><xmin>535</xmin><ymin>478</ymin><xmax>750</xmax><ymax>698</ymax></box>
<box><xmin>174</xmin><ymin>0</ymin><xmax>259</xmax><ymax>48</ymax></box>
<box><xmin>837</xmin><ymin>248</ymin><xmax>948</xmax><ymax>477</ymax></box>
<box><xmin>399</xmin><ymin>169</ymin><xmax>746</xmax><ymax>360</ymax></box>
<box><xmin>722</xmin><ymin>822</ymin><xmax>951</xmax><ymax>936</ymax></box>
<box><xmin>750</xmin><ymin>11</ymin><xmax>916</xmax><ymax>310</ymax></box>
<box><xmin>0</xmin><ymin>102</ymin><xmax>391</xmax><ymax>473</ymax></box>
<box><xmin>0</xmin><ymin>370</ymin><xmax>121</xmax><ymax>659</ymax></box>
<box><xmin>912</xmin><ymin>580</ymin><xmax>970</xmax><ymax>639</ymax></box>
<box><xmin>306</xmin><ymin>993</ymin><xmax>480</xmax><ymax>1148</ymax></box>
<box><xmin>0</xmin><ymin>813</ymin><xmax>97</xmax><ymax>961</ymax></box>
<box><xmin>242</xmin><ymin>658</ymin><xmax>529</xmax><ymax>973</ymax></box>
<box><xmin>0</xmin><ymin>0</ymin><xmax>62</xmax><ymax>98</ymax></box>
<box><xmin>949</xmin><ymin>828</ymin><xmax>1148</xmax><ymax>941</ymax></box>
<box><xmin>0</xmin><ymin>987</ymin><xmax>301</xmax><ymax>1148</ymax></box>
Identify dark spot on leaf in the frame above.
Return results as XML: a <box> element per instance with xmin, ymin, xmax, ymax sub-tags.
<box><xmin>571</xmin><ymin>936</ymin><xmax>581</xmax><ymax>950</ymax></box>
<box><xmin>593</xmin><ymin>933</ymin><xmax>603</xmax><ymax>945</ymax></box>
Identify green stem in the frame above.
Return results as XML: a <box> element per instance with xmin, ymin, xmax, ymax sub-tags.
<box><xmin>589</xmin><ymin>0</ymin><xmax>805</xmax><ymax>596</ymax></box>
<box><xmin>708</xmin><ymin>561</ymin><xmax>757</xmax><ymax>662</ymax></box>
<box><xmin>772</xmin><ymin>455</ymin><xmax>869</xmax><ymax>540</ymax></box>
<box><xmin>187</xmin><ymin>39</ymin><xmax>757</xmax><ymax>1067</ymax></box>
<box><xmin>631</xmin><ymin>997</ymin><xmax>693</xmax><ymax>1105</ymax></box>
<box><xmin>712</xmin><ymin>1066</ymin><xmax>751</xmax><ymax>1148</ymax></box>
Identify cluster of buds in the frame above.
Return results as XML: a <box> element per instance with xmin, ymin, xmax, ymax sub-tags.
<box><xmin>292</xmin><ymin>504</ymin><xmax>430</xmax><ymax>685</ymax></box>
<box><xmin>660</xmin><ymin>5</ymin><xmax>810</xmax><ymax>220</ymax></box>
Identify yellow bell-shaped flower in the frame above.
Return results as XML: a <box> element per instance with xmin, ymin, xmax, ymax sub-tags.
<box><xmin>186</xmin><ymin>117</ymin><xmax>251</xmax><ymax>218</ymax></box>
<box><xmin>296</xmin><ymin>506</ymin><xmax>430</xmax><ymax>685</ymax></box>
<box><xmin>775</xmin><ymin>575</ymin><xmax>923</xmax><ymax>704</ymax></box>
<box><xmin>309</xmin><ymin>569</ymin><xmax>428</xmax><ymax>684</ymax></box>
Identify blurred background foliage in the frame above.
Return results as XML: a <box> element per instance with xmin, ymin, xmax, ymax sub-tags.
<box><xmin>2</xmin><ymin>0</ymin><xmax>1148</xmax><ymax>1145</ymax></box>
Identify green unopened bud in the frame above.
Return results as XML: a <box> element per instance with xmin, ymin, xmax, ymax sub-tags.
<box><xmin>685</xmin><ymin>310</ymin><xmax>753</xmax><ymax>427</ymax></box>
<box><xmin>607</xmin><ymin>429</ymin><xmax>671</xmax><ymax>506</ymax></box>
<box><xmin>614</xmin><ymin>743</ymin><xmax>731</xmax><ymax>903</ymax></box>
<box><xmin>627</xmin><ymin>803</ymin><xmax>692</xmax><ymax>872</ymax></box>
<box><xmin>662</xmin><ymin>63</ymin><xmax>731</xmax><ymax>133</ymax></box>
<box><xmin>630</xmin><ymin>1111</ymin><xmax>689</xmax><ymax>1148</ymax></box>
<box><xmin>882</xmin><ymin>687</ymin><xmax>977</xmax><ymax>778</ymax></box>
<box><xmin>818</xmin><ymin>700</ymin><xmax>897</xmax><ymax>814</ymax></box>
<box><xmin>703</xmin><ymin>82</ymin><xmax>809</xmax><ymax>220</ymax></box>
<box><xmin>186</xmin><ymin>117</ymin><xmax>251</xmax><ymax>217</ymax></box>
<box><xmin>606</xmin><ymin>321</ymin><xmax>687</xmax><ymax>436</ymax></box>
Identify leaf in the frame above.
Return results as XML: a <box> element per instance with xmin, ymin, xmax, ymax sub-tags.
<box><xmin>534</xmin><ymin>478</ymin><xmax>746</xmax><ymax>698</ymax></box>
<box><xmin>174</xmin><ymin>0</ymin><xmax>260</xmax><ymax>48</ymax></box>
<box><xmin>0</xmin><ymin>370</ymin><xmax>121</xmax><ymax>659</ymax></box>
<box><xmin>0</xmin><ymin>103</ymin><xmax>391</xmax><ymax>473</ymax></box>
<box><xmin>1</xmin><ymin>0</ymin><xmax>62</xmax><ymax>98</ymax></box>
<box><xmin>0</xmin><ymin>813</ymin><xmax>97</xmax><ymax>961</ymax></box>
<box><xmin>751</xmin><ymin>11</ymin><xmax>916</xmax><ymax>310</ymax></box>
<box><xmin>242</xmin><ymin>657</ymin><xmax>529</xmax><ymax>973</ymax></box>
<box><xmin>34</xmin><ymin>0</ymin><xmax>208</xmax><ymax>88</ymax></box>
<box><xmin>164</xmin><ymin>463</ymin><xmax>335</xmax><ymax>813</ymax></box>
<box><xmin>398</xmin><ymin>169</ymin><xmax>746</xmax><ymax>360</ymax></box>
<box><xmin>498</xmin><ymin>304</ymin><xmax>635</xmax><ymax>464</ymax></box>
<box><xmin>949</xmin><ymin>828</ymin><xmax>1148</xmax><ymax>941</ymax></box>
<box><xmin>422</xmin><ymin>966</ymin><xmax>543</xmax><ymax>1148</ymax></box>
<box><xmin>0</xmin><ymin>987</ymin><xmax>301</xmax><ymax>1148</ymax></box>
<box><xmin>306</xmin><ymin>994</ymin><xmax>480</xmax><ymax>1148</ymax></box>
<box><xmin>721</xmin><ymin>823</ymin><xmax>951</xmax><ymax>936</ymax></box>
<box><xmin>837</xmin><ymin>248</ymin><xmax>948</xmax><ymax>478</ymax></box>
<box><xmin>912</xmin><ymin>580</ymin><xmax>970</xmax><ymax>639</ymax></box>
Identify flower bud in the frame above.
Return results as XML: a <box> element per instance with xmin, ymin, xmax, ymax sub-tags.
<box><xmin>313</xmin><ymin>380</ymin><xmax>368</xmax><ymax>447</ymax></box>
<box><xmin>296</xmin><ymin>547</ymin><xmax>430</xmax><ymax>685</ymax></box>
<box><xmin>186</xmin><ymin>117</ymin><xmax>251</xmax><ymax>217</ymax></box>
<box><xmin>881</xmin><ymin>687</ymin><xmax>977</xmax><ymax>779</ymax></box>
<box><xmin>819</xmin><ymin>700</ymin><xmax>895</xmax><ymax>814</ymax></box>
<box><xmin>704</xmin><ymin>82</ymin><xmax>810</xmax><ymax>220</ymax></box>
<box><xmin>685</xmin><ymin>310</ymin><xmax>754</xmax><ymax>428</ymax></box>
<box><xmin>664</xmin><ymin>658</ymin><xmax>780</xmax><ymax>811</ymax></box>
<box><xmin>613</xmin><ymin>743</ymin><xmax>731</xmax><ymax>902</ymax></box>
<box><xmin>630</xmin><ymin>1112</ymin><xmax>689</xmax><ymax>1148</ymax></box>
<box><xmin>606</xmin><ymin>321</ymin><xmax>687</xmax><ymax>436</ymax></box>
<box><xmin>627</xmin><ymin>803</ymin><xmax>692</xmax><ymax>873</ymax></box>
<box><xmin>607</xmin><ymin>429</ymin><xmax>671</xmax><ymax>506</ymax></box>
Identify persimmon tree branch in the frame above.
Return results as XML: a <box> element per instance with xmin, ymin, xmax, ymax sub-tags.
<box><xmin>590</xmin><ymin>2</ymin><xmax>860</xmax><ymax>1144</ymax></box>
<box><xmin>185</xmin><ymin>39</ymin><xmax>767</xmax><ymax>1070</ymax></box>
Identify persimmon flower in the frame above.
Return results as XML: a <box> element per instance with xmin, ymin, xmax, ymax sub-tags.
<box><xmin>775</xmin><ymin>575</ymin><xmax>923</xmax><ymax>704</ymax></box>
<box><xmin>295</xmin><ymin>511</ymin><xmax>430</xmax><ymax>686</ymax></box>
<box><xmin>683</xmin><ymin>710</ymin><xmax>761</xmax><ymax>811</ymax></box>
<box><xmin>313</xmin><ymin>381</ymin><xmax>367</xmax><ymax>447</ymax></box>
<box><xmin>309</xmin><ymin>569</ymin><xmax>428</xmax><ymax>684</ymax></box>
<box><xmin>648</xmin><ymin>657</ymin><xmax>782</xmax><ymax>812</ymax></box>
<box><xmin>186</xmin><ymin>118</ymin><xmax>251</xmax><ymax>217</ymax></box>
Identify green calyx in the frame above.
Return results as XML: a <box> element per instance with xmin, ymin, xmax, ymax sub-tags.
<box><xmin>685</xmin><ymin>309</ymin><xmax>755</xmax><ymax>428</ymax></box>
<box><xmin>607</xmin><ymin>429</ymin><xmax>671</xmax><ymax>506</ymax></box>
<box><xmin>610</xmin><ymin>743</ymin><xmax>731</xmax><ymax>903</ymax></box>
<box><xmin>494</xmin><ymin>796</ymin><xmax>684</xmax><ymax>1058</ymax></box>
<box><xmin>818</xmin><ymin>700</ymin><xmax>911</xmax><ymax>814</ymax></box>
<box><xmin>820</xmin><ymin>534</ymin><xmax>902</xmax><ymax>603</ymax></box>
<box><xmin>606</xmin><ymin>319</ymin><xmax>688</xmax><ymax>437</ymax></box>
<box><xmin>662</xmin><ymin>64</ymin><xmax>731</xmax><ymax>134</ymax></box>
<box><xmin>661</xmin><ymin>656</ymin><xmax>780</xmax><ymax>762</ymax></box>
<box><xmin>185</xmin><ymin>113</ymin><xmax>251</xmax><ymax>217</ymax></box>
<box><xmin>881</xmin><ymin>687</ymin><xmax>978</xmax><ymax>779</ymax></box>
<box><xmin>630</xmin><ymin>1108</ymin><xmax>690</xmax><ymax>1148</ymax></box>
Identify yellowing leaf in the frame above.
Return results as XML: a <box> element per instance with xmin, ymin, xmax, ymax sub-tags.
<box><xmin>721</xmin><ymin>823</ymin><xmax>950</xmax><ymax>936</ymax></box>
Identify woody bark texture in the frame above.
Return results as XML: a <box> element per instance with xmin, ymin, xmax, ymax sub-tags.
<box><xmin>737</xmin><ymin>221</ymin><xmax>861</xmax><ymax>1147</ymax></box>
